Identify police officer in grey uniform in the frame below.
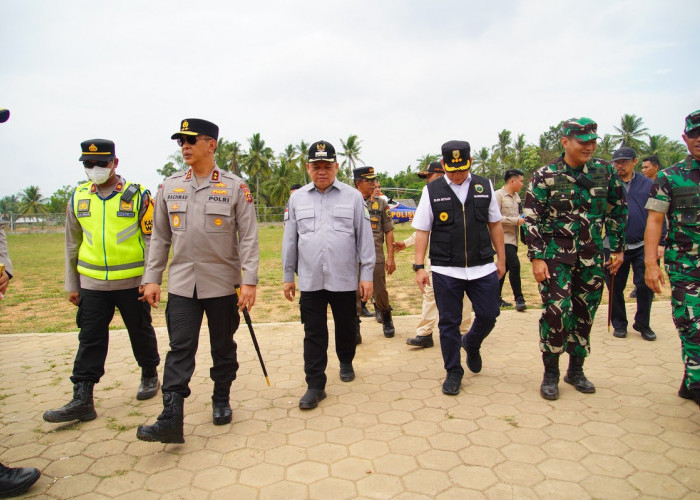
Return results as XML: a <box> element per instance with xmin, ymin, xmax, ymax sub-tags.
<box><xmin>0</xmin><ymin>107</ymin><xmax>42</xmax><ymax>497</ymax></box>
<box><xmin>137</xmin><ymin>118</ymin><xmax>259</xmax><ymax>443</ymax></box>
<box><xmin>283</xmin><ymin>140</ymin><xmax>375</xmax><ymax>409</ymax></box>
<box><xmin>353</xmin><ymin>166</ymin><xmax>396</xmax><ymax>338</ymax></box>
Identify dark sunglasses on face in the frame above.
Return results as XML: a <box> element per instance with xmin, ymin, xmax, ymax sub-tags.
<box><xmin>686</xmin><ymin>129</ymin><xmax>700</xmax><ymax>139</ymax></box>
<box><xmin>176</xmin><ymin>135</ymin><xmax>212</xmax><ymax>147</ymax></box>
<box><xmin>83</xmin><ymin>160</ymin><xmax>111</xmax><ymax>169</ymax></box>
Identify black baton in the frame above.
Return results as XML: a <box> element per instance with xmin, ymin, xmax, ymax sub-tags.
<box><xmin>235</xmin><ymin>284</ymin><xmax>270</xmax><ymax>387</ymax></box>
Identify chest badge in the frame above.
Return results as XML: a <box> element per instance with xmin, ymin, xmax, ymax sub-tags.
<box><xmin>439</xmin><ymin>212</ymin><xmax>449</xmax><ymax>222</ymax></box>
<box><xmin>173</xmin><ymin>187</ymin><xmax>186</xmax><ymax>193</ymax></box>
<box><xmin>214</xmin><ymin>218</ymin><xmax>223</xmax><ymax>226</ymax></box>
<box><xmin>372</xmin><ymin>202</ymin><xmax>378</xmax><ymax>210</ymax></box>
<box><xmin>172</xmin><ymin>214</ymin><xmax>181</xmax><ymax>227</ymax></box>
<box><xmin>171</xmin><ymin>203</ymin><xmax>179</xmax><ymax>210</ymax></box>
<box><xmin>77</xmin><ymin>199</ymin><xmax>90</xmax><ymax>212</ymax></box>
<box><xmin>474</xmin><ymin>184</ymin><xmax>484</xmax><ymax>194</ymax></box>
<box><xmin>120</xmin><ymin>200</ymin><xmax>133</xmax><ymax>212</ymax></box>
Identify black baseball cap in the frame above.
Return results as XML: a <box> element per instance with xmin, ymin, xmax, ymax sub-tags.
<box><xmin>418</xmin><ymin>161</ymin><xmax>444</xmax><ymax>178</ymax></box>
<box><xmin>171</xmin><ymin>118</ymin><xmax>219</xmax><ymax>140</ymax></box>
<box><xmin>308</xmin><ymin>140</ymin><xmax>336</xmax><ymax>163</ymax></box>
<box><xmin>612</xmin><ymin>147</ymin><xmax>637</xmax><ymax>161</ymax></box>
<box><xmin>0</xmin><ymin>109</ymin><xmax>9</xmax><ymax>123</ymax></box>
<box><xmin>79</xmin><ymin>139</ymin><xmax>116</xmax><ymax>162</ymax></box>
<box><xmin>441</xmin><ymin>140</ymin><xmax>471</xmax><ymax>172</ymax></box>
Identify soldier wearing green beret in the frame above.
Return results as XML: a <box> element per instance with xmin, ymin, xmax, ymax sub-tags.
<box><xmin>644</xmin><ymin>109</ymin><xmax>700</xmax><ymax>408</ymax></box>
<box><xmin>523</xmin><ymin>117</ymin><xmax>627</xmax><ymax>400</ymax></box>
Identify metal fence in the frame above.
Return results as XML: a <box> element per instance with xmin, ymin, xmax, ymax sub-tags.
<box><xmin>1</xmin><ymin>208</ymin><xmax>288</xmax><ymax>232</ymax></box>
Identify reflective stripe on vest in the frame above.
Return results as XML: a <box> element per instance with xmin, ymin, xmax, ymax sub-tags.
<box><xmin>73</xmin><ymin>181</ymin><xmax>145</xmax><ymax>280</ymax></box>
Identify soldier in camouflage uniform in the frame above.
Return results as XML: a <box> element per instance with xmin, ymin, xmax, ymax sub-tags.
<box><xmin>644</xmin><ymin>109</ymin><xmax>700</xmax><ymax>408</ymax></box>
<box><xmin>523</xmin><ymin>117</ymin><xmax>627</xmax><ymax>400</ymax></box>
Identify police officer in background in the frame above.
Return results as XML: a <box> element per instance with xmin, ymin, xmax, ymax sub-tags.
<box><xmin>44</xmin><ymin>139</ymin><xmax>161</xmax><ymax>425</ymax></box>
<box><xmin>413</xmin><ymin>141</ymin><xmax>506</xmax><ymax>396</ymax></box>
<box><xmin>283</xmin><ymin>141</ymin><xmax>375</xmax><ymax>409</ymax></box>
<box><xmin>353</xmin><ymin>166</ymin><xmax>396</xmax><ymax>339</ymax></box>
<box><xmin>137</xmin><ymin>118</ymin><xmax>259</xmax><ymax>443</ymax></box>
<box><xmin>645</xmin><ymin>109</ymin><xmax>700</xmax><ymax>407</ymax></box>
<box><xmin>0</xmin><ymin>107</ymin><xmax>42</xmax><ymax>498</ymax></box>
<box><xmin>523</xmin><ymin>118</ymin><xmax>626</xmax><ymax>401</ymax></box>
<box><xmin>395</xmin><ymin>161</ymin><xmax>473</xmax><ymax>348</ymax></box>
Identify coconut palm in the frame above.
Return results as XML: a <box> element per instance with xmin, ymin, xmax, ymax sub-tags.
<box><xmin>613</xmin><ymin>114</ymin><xmax>649</xmax><ymax>149</ymax></box>
<box><xmin>415</xmin><ymin>154</ymin><xmax>440</xmax><ymax>171</ymax></box>
<box><xmin>492</xmin><ymin>129</ymin><xmax>513</xmax><ymax>174</ymax></box>
<box><xmin>263</xmin><ymin>157</ymin><xmax>298</xmax><ymax>207</ymax></box>
<box><xmin>215</xmin><ymin>139</ymin><xmax>243</xmax><ymax>175</ymax></box>
<box><xmin>338</xmin><ymin>135</ymin><xmax>364</xmax><ymax>178</ymax></box>
<box><xmin>596</xmin><ymin>134</ymin><xmax>616</xmax><ymax>161</ymax></box>
<box><xmin>472</xmin><ymin>147</ymin><xmax>491</xmax><ymax>175</ymax></box>
<box><xmin>18</xmin><ymin>186</ymin><xmax>48</xmax><ymax>215</ymax></box>
<box><xmin>513</xmin><ymin>133</ymin><xmax>527</xmax><ymax>167</ymax></box>
<box><xmin>241</xmin><ymin>133</ymin><xmax>274</xmax><ymax>210</ymax></box>
<box><xmin>295</xmin><ymin>140</ymin><xmax>310</xmax><ymax>184</ymax></box>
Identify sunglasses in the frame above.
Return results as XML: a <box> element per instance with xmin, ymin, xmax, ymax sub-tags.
<box><xmin>176</xmin><ymin>135</ymin><xmax>212</xmax><ymax>147</ymax></box>
<box><xmin>686</xmin><ymin>128</ymin><xmax>700</xmax><ymax>139</ymax></box>
<box><xmin>83</xmin><ymin>160</ymin><xmax>111</xmax><ymax>169</ymax></box>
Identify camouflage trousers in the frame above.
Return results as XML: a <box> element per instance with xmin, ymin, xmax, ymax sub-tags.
<box><xmin>538</xmin><ymin>259</ymin><xmax>604</xmax><ymax>357</ymax></box>
<box><xmin>668</xmin><ymin>272</ymin><xmax>700</xmax><ymax>390</ymax></box>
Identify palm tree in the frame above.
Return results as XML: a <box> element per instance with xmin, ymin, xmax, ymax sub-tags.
<box><xmin>18</xmin><ymin>186</ymin><xmax>48</xmax><ymax>215</ymax></box>
<box><xmin>263</xmin><ymin>157</ymin><xmax>297</xmax><ymax>207</ymax></box>
<box><xmin>613</xmin><ymin>114</ymin><xmax>649</xmax><ymax>149</ymax></box>
<box><xmin>513</xmin><ymin>133</ymin><xmax>526</xmax><ymax>167</ymax></box>
<box><xmin>596</xmin><ymin>134</ymin><xmax>615</xmax><ymax>161</ymax></box>
<box><xmin>338</xmin><ymin>135</ymin><xmax>364</xmax><ymax>178</ymax></box>
<box><xmin>295</xmin><ymin>140</ymin><xmax>310</xmax><ymax>184</ymax></box>
<box><xmin>492</xmin><ymin>129</ymin><xmax>513</xmax><ymax>174</ymax></box>
<box><xmin>215</xmin><ymin>139</ymin><xmax>243</xmax><ymax>175</ymax></box>
<box><xmin>472</xmin><ymin>147</ymin><xmax>491</xmax><ymax>175</ymax></box>
<box><xmin>241</xmin><ymin>133</ymin><xmax>273</xmax><ymax>210</ymax></box>
<box><xmin>0</xmin><ymin>195</ymin><xmax>19</xmax><ymax>217</ymax></box>
<box><xmin>415</xmin><ymin>154</ymin><xmax>440</xmax><ymax>171</ymax></box>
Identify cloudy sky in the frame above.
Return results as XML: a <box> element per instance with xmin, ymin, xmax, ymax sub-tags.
<box><xmin>1</xmin><ymin>0</ymin><xmax>698</xmax><ymax>199</ymax></box>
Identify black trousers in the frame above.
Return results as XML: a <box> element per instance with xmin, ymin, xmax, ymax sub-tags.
<box><xmin>498</xmin><ymin>244</ymin><xmax>524</xmax><ymax>301</ymax></box>
<box><xmin>71</xmin><ymin>287</ymin><xmax>160</xmax><ymax>384</ymax></box>
<box><xmin>300</xmin><ymin>290</ymin><xmax>357</xmax><ymax>390</ymax></box>
<box><xmin>433</xmin><ymin>271</ymin><xmax>500</xmax><ymax>375</ymax></box>
<box><xmin>605</xmin><ymin>246</ymin><xmax>654</xmax><ymax>330</ymax></box>
<box><xmin>163</xmin><ymin>292</ymin><xmax>240</xmax><ymax>398</ymax></box>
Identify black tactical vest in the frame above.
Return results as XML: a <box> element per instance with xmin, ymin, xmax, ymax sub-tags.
<box><xmin>427</xmin><ymin>175</ymin><xmax>495</xmax><ymax>267</ymax></box>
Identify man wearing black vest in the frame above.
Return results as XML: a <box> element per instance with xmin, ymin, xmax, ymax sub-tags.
<box><xmin>412</xmin><ymin>140</ymin><xmax>506</xmax><ymax>395</ymax></box>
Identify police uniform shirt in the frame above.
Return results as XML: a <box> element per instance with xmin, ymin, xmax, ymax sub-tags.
<box><xmin>282</xmin><ymin>178</ymin><xmax>375</xmax><ymax>292</ymax></box>
<box><xmin>65</xmin><ymin>176</ymin><xmax>150</xmax><ymax>292</ymax></box>
<box><xmin>412</xmin><ymin>174</ymin><xmax>501</xmax><ymax>280</ymax></box>
<box><xmin>495</xmin><ymin>186</ymin><xmax>521</xmax><ymax>246</ymax></box>
<box><xmin>366</xmin><ymin>195</ymin><xmax>394</xmax><ymax>262</ymax></box>
<box><xmin>144</xmin><ymin>166</ymin><xmax>259</xmax><ymax>298</ymax></box>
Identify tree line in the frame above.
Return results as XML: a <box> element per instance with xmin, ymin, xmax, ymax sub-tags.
<box><xmin>0</xmin><ymin>113</ymin><xmax>686</xmax><ymax>218</ymax></box>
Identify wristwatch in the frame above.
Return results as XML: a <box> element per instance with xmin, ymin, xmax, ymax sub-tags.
<box><xmin>412</xmin><ymin>264</ymin><xmax>425</xmax><ymax>272</ymax></box>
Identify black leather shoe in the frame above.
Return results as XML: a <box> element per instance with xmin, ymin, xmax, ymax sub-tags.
<box><xmin>633</xmin><ymin>323</ymin><xmax>657</xmax><ymax>341</ymax></box>
<box><xmin>613</xmin><ymin>328</ymin><xmax>627</xmax><ymax>338</ymax></box>
<box><xmin>360</xmin><ymin>304</ymin><xmax>373</xmax><ymax>317</ymax></box>
<box><xmin>137</xmin><ymin>376</ymin><xmax>160</xmax><ymax>400</ymax></box>
<box><xmin>339</xmin><ymin>363</ymin><xmax>355</xmax><ymax>382</ymax></box>
<box><xmin>0</xmin><ymin>463</ymin><xmax>40</xmax><ymax>497</ymax></box>
<box><xmin>212</xmin><ymin>400</ymin><xmax>232</xmax><ymax>425</ymax></box>
<box><xmin>466</xmin><ymin>349</ymin><xmax>482</xmax><ymax>373</ymax></box>
<box><xmin>299</xmin><ymin>389</ymin><xmax>326</xmax><ymax>409</ymax></box>
<box><xmin>500</xmin><ymin>299</ymin><xmax>512</xmax><ymax>308</ymax></box>
<box><xmin>442</xmin><ymin>372</ymin><xmax>462</xmax><ymax>395</ymax></box>
<box><xmin>515</xmin><ymin>298</ymin><xmax>527</xmax><ymax>312</ymax></box>
<box><xmin>406</xmin><ymin>334</ymin><xmax>434</xmax><ymax>348</ymax></box>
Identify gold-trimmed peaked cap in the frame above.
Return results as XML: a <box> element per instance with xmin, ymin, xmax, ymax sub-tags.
<box><xmin>308</xmin><ymin>140</ymin><xmax>336</xmax><ymax>163</ymax></box>
<box><xmin>418</xmin><ymin>161</ymin><xmax>444</xmax><ymax>178</ymax></box>
<box><xmin>441</xmin><ymin>140</ymin><xmax>471</xmax><ymax>172</ymax></box>
<box><xmin>353</xmin><ymin>166</ymin><xmax>377</xmax><ymax>181</ymax></box>
<box><xmin>79</xmin><ymin>139</ymin><xmax>115</xmax><ymax>162</ymax></box>
<box><xmin>171</xmin><ymin>118</ymin><xmax>219</xmax><ymax>140</ymax></box>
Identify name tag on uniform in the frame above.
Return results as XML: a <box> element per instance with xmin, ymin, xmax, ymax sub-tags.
<box><xmin>166</xmin><ymin>193</ymin><xmax>189</xmax><ymax>201</ymax></box>
<box><xmin>208</xmin><ymin>195</ymin><xmax>231</xmax><ymax>203</ymax></box>
<box><xmin>474</xmin><ymin>194</ymin><xmax>489</xmax><ymax>198</ymax></box>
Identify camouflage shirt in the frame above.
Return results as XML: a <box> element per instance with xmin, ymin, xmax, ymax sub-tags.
<box><xmin>645</xmin><ymin>155</ymin><xmax>700</xmax><ymax>280</ymax></box>
<box><xmin>523</xmin><ymin>155</ymin><xmax>627</xmax><ymax>266</ymax></box>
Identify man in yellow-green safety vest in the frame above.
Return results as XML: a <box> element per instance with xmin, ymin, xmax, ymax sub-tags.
<box><xmin>43</xmin><ymin>139</ymin><xmax>161</xmax><ymax>425</ymax></box>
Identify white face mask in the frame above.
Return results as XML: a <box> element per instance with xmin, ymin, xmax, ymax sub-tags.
<box><xmin>85</xmin><ymin>166</ymin><xmax>112</xmax><ymax>184</ymax></box>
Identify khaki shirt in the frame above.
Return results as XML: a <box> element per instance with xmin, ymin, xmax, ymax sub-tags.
<box><xmin>65</xmin><ymin>176</ymin><xmax>151</xmax><ymax>292</ymax></box>
<box><xmin>495</xmin><ymin>186</ymin><xmax>521</xmax><ymax>246</ymax></box>
<box><xmin>0</xmin><ymin>225</ymin><xmax>12</xmax><ymax>277</ymax></box>
<box><xmin>366</xmin><ymin>195</ymin><xmax>394</xmax><ymax>263</ymax></box>
<box><xmin>144</xmin><ymin>166</ymin><xmax>259</xmax><ymax>298</ymax></box>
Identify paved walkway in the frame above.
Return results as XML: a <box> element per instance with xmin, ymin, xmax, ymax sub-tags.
<box><xmin>1</xmin><ymin>301</ymin><xmax>699</xmax><ymax>499</ymax></box>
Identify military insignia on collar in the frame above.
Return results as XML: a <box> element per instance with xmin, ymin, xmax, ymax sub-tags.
<box><xmin>89</xmin><ymin>143</ymin><xmax>98</xmax><ymax>152</ymax></box>
<box><xmin>214</xmin><ymin>182</ymin><xmax>227</xmax><ymax>188</ymax></box>
<box><xmin>185</xmin><ymin>169</ymin><xmax>192</xmax><ymax>180</ymax></box>
<box><xmin>115</xmin><ymin>182</ymin><xmax>124</xmax><ymax>192</ymax></box>
<box><xmin>211</xmin><ymin>170</ymin><xmax>220</xmax><ymax>181</ymax></box>
<box><xmin>439</xmin><ymin>212</ymin><xmax>449</xmax><ymax>221</ymax></box>
<box><xmin>174</xmin><ymin>187</ymin><xmax>186</xmax><ymax>193</ymax></box>
<box><xmin>452</xmin><ymin>150</ymin><xmax>462</xmax><ymax>163</ymax></box>
<box><xmin>372</xmin><ymin>202</ymin><xmax>378</xmax><ymax>210</ymax></box>
<box><xmin>120</xmin><ymin>199</ymin><xmax>133</xmax><ymax>211</ymax></box>
<box><xmin>90</xmin><ymin>184</ymin><xmax>97</xmax><ymax>194</ymax></box>
<box><xmin>474</xmin><ymin>184</ymin><xmax>484</xmax><ymax>194</ymax></box>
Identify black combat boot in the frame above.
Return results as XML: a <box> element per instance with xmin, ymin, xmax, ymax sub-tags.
<box><xmin>540</xmin><ymin>353</ymin><xmax>560</xmax><ymax>400</ymax></box>
<box><xmin>43</xmin><ymin>381</ymin><xmax>97</xmax><ymax>423</ymax></box>
<box><xmin>136</xmin><ymin>392</ymin><xmax>185</xmax><ymax>443</ymax></box>
<box><xmin>375</xmin><ymin>307</ymin><xmax>383</xmax><ymax>324</ymax></box>
<box><xmin>0</xmin><ymin>463</ymin><xmax>41</xmax><ymax>497</ymax></box>
<box><xmin>212</xmin><ymin>381</ymin><xmax>233</xmax><ymax>425</ymax></box>
<box><xmin>563</xmin><ymin>355</ymin><xmax>596</xmax><ymax>393</ymax></box>
<box><xmin>360</xmin><ymin>301</ymin><xmax>373</xmax><ymax>317</ymax></box>
<box><xmin>382</xmin><ymin>309</ymin><xmax>395</xmax><ymax>338</ymax></box>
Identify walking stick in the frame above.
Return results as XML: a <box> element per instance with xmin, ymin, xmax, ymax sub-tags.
<box><xmin>235</xmin><ymin>285</ymin><xmax>270</xmax><ymax>387</ymax></box>
<box><xmin>607</xmin><ymin>255</ymin><xmax>616</xmax><ymax>332</ymax></box>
